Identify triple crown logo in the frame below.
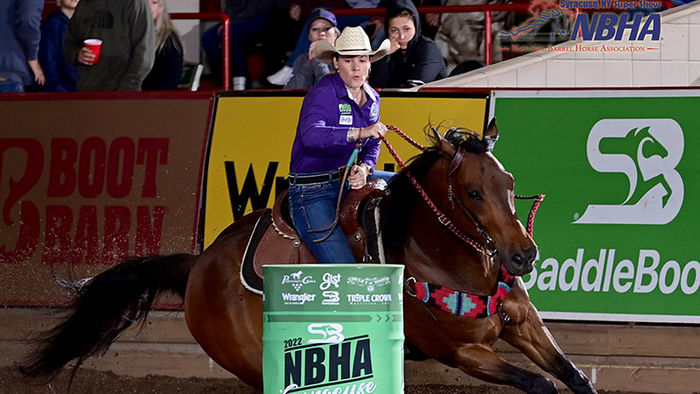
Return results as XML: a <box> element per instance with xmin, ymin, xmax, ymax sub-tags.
<box><xmin>574</xmin><ymin>119</ymin><xmax>684</xmax><ymax>225</ymax></box>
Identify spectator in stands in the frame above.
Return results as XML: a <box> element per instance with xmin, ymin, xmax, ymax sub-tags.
<box><xmin>416</xmin><ymin>0</ymin><xmax>444</xmax><ymax>40</ymax></box>
<box><xmin>65</xmin><ymin>0</ymin><xmax>154</xmax><ymax>91</ymax></box>
<box><xmin>369</xmin><ymin>0</ymin><xmax>446</xmax><ymax>88</ymax></box>
<box><xmin>284</xmin><ymin>8</ymin><xmax>340</xmax><ymax>89</ymax></box>
<box><xmin>368</xmin><ymin>0</ymin><xmax>444</xmax><ymax>48</ymax></box>
<box><xmin>260</xmin><ymin>2</ymin><xmax>306</xmax><ymax>84</ymax></box>
<box><xmin>0</xmin><ymin>0</ymin><xmax>45</xmax><ymax>93</ymax></box>
<box><xmin>435</xmin><ymin>0</ymin><xmax>510</xmax><ymax>72</ymax></box>
<box><xmin>39</xmin><ymin>0</ymin><xmax>80</xmax><ymax>92</ymax></box>
<box><xmin>267</xmin><ymin>0</ymin><xmax>381</xmax><ymax>86</ymax></box>
<box><xmin>142</xmin><ymin>0</ymin><xmax>184</xmax><ymax>90</ymax></box>
<box><xmin>201</xmin><ymin>0</ymin><xmax>284</xmax><ymax>90</ymax></box>
<box><xmin>288</xmin><ymin>26</ymin><xmax>391</xmax><ymax>263</ymax></box>
<box><xmin>261</xmin><ymin>1</ymin><xmax>346</xmax><ymax>86</ymax></box>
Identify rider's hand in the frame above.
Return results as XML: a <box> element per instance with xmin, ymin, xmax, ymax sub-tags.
<box><xmin>358</xmin><ymin>122</ymin><xmax>388</xmax><ymax>139</ymax></box>
<box><xmin>348</xmin><ymin>164</ymin><xmax>369</xmax><ymax>189</ymax></box>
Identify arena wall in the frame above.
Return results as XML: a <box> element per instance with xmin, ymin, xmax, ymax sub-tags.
<box><xmin>1</xmin><ymin>90</ymin><xmax>697</xmax><ymax>393</ymax></box>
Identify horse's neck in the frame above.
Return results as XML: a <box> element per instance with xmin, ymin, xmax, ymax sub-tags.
<box><xmin>395</xmin><ymin>233</ymin><xmax>501</xmax><ymax>296</ymax></box>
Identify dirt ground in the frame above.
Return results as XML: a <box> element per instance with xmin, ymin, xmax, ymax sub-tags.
<box><xmin>0</xmin><ymin>366</ymin><xmax>651</xmax><ymax>394</ymax></box>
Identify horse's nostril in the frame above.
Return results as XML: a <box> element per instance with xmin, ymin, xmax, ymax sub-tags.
<box><xmin>512</xmin><ymin>251</ymin><xmax>535</xmax><ymax>266</ymax></box>
<box><xmin>512</xmin><ymin>253</ymin><xmax>525</xmax><ymax>266</ymax></box>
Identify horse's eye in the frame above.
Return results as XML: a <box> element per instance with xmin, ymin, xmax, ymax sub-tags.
<box><xmin>468</xmin><ymin>190</ymin><xmax>483</xmax><ymax>201</ymax></box>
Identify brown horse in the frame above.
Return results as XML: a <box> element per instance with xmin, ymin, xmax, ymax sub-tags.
<box><xmin>20</xmin><ymin>121</ymin><xmax>597</xmax><ymax>394</ymax></box>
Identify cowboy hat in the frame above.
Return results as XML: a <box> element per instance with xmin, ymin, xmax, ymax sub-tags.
<box><xmin>314</xmin><ymin>26</ymin><xmax>391</xmax><ymax>64</ymax></box>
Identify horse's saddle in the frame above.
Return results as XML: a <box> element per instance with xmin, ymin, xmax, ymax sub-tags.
<box><xmin>240</xmin><ymin>179</ymin><xmax>387</xmax><ymax>294</ymax></box>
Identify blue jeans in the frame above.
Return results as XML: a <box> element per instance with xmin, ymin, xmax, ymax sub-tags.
<box><xmin>288</xmin><ymin>176</ymin><xmax>355</xmax><ymax>263</ymax></box>
<box><xmin>0</xmin><ymin>79</ymin><xmax>24</xmax><ymax>93</ymax></box>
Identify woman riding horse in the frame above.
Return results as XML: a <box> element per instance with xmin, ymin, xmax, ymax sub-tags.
<box><xmin>288</xmin><ymin>26</ymin><xmax>393</xmax><ymax>263</ymax></box>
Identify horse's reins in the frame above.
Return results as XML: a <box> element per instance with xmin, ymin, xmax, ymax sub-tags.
<box><xmin>381</xmin><ymin>125</ymin><xmax>545</xmax><ymax>325</ymax></box>
<box><xmin>309</xmin><ymin>124</ymin><xmax>545</xmax><ymax>260</ymax></box>
<box><xmin>381</xmin><ymin>125</ymin><xmax>545</xmax><ymax>254</ymax></box>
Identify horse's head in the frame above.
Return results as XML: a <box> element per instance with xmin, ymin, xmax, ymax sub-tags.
<box><xmin>426</xmin><ymin>119</ymin><xmax>538</xmax><ymax>277</ymax></box>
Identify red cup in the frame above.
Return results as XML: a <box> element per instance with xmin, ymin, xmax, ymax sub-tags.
<box><xmin>83</xmin><ymin>39</ymin><xmax>102</xmax><ymax>65</ymax></box>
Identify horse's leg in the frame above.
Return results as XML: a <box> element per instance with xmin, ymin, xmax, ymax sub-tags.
<box><xmin>453</xmin><ymin>343</ymin><xmax>558</xmax><ymax>394</ymax></box>
<box><xmin>501</xmin><ymin>302</ymin><xmax>597</xmax><ymax>394</ymax></box>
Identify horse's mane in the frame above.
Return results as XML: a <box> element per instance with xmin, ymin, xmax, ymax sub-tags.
<box><xmin>380</xmin><ymin>125</ymin><xmax>491</xmax><ymax>256</ymax></box>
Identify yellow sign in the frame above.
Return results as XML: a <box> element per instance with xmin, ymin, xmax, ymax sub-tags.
<box><xmin>204</xmin><ymin>94</ymin><xmax>487</xmax><ymax>247</ymax></box>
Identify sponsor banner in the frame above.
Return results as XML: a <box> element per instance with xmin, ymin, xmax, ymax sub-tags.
<box><xmin>0</xmin><ymin>97</ymin><xmax>211</xmax><ymax>305</ymax></box>
<box><xmin>262</xmin><ymin>264</ymin><xmax>404</xmax><ymax>394</ymax></box>
<box><xmin>492</xmin><ymin>90</ymin><xmax>700</xmax><ymax>323</ymax></box>
<box><xmin>203</xmin><ymin>93</ymin><xmax>487</xmax><ymax>247</ymax></box>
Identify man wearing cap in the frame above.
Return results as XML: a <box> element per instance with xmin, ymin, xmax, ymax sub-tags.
<box><xmin>288</xmin><ymin>26</ymin><xmax>393</xmax><ymax>263</ymax></box>
<box><xmin>284</xmin><ymin>8</ymin><xmax>340</xmax><ymax>90</ymax></box>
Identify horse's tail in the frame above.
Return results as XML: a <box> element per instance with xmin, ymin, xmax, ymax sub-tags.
<box><xmin>19</xmin><ymin>253</ymin><xmax>197</xmax><ymax>382</ymax></box>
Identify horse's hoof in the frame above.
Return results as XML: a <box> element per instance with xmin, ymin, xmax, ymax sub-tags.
<box><xmin>529</xmin><ymin>375</ymin><xmax>557</xmax><ymax>394</ymax></box>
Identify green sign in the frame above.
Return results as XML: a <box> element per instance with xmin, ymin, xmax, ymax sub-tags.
<box><xmin>492</xmin><ymin>90</ymin><xmax>699</xmax><ymax>323</ymax></box>
<box><xmin>262</xmin><ymin>264</ymin><xmax>404</xmax><ymax>393</ymax></box>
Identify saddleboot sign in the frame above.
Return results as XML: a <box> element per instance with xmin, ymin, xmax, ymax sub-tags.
<box><xmin>492</xmin><ymin>90</ymin><xmax>699</xmax><ymax>323</ymax></box>
<box><xmin>262</xmin><ymin>264</ymin><xmax>404</xmax><ymax>394</ymax></box>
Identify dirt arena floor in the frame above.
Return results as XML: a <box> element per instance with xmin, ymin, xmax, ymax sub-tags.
<box><xmin>0</xmin><ymin>366</ymin><xmax>653</xmax><ymax>394</ymax></box>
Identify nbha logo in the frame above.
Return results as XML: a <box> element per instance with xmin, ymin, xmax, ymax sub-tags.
<box><xmin>284</xmin><ymin>334</ymin><xmax>373</xmax><ymax>392</ymax></box>
<box><xmin>571</xmin><ymin>13</ymin><xmax>661</xmax><ymax>41</ymax></box>
<box><xmin>575</xmin><ymin>119</ymin><xmax>684</xmax><ymax>225</ymax></box>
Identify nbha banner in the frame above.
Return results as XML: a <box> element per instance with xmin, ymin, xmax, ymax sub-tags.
<box><xmin>0</xmin><ymin>95</ymin><xmax>211</xmax><ymax>306</ymax></box>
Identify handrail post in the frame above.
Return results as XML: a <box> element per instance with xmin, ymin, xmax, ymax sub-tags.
<box><xmin>222</xmin><ymin>17</ymin><xmax>230</xmax><ymax>90</ymax></box>
<box><xmin>484</xmin><ymin>10</ymin><xmax>492</xmax><ymax>66</ymax></box>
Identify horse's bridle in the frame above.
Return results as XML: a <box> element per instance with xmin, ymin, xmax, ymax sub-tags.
<box><xmin>446</xmin><ymin>146</ymin><xmax>497</xmax><ymax>256</ymax></box>
<box><xmin>381</xmin><ymin>125</ymin><xmax>544</xmax><ymax>256</ymax></box>
<box><xmin>381</xmin><ymin>125</ymin><xmax>545</xmax><ymax>325</ymax></box>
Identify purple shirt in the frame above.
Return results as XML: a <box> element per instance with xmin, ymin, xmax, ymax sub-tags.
<box><xmin>290</xmin><ymin>73</ymin><xmax>382</xmax><ymax>174</ymax></box>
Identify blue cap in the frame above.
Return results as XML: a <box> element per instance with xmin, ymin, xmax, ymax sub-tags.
<box><xmin>308</xmin><ymin>8</ymin><xmax>337</xmax><ymax>28</ymax></box>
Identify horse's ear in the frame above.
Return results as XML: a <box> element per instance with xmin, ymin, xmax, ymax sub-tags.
<box><xmin>483</xmin><ymin>118</ymin><xmax>499</xmax><ymax>151</ymax></box>
<box><xmin>431</xmin><ymin>126</ymin><xmax>456</xmax><ymax>156</ymax></box>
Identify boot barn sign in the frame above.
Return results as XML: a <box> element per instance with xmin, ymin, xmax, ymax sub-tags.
<box><xmin>0</xmin><ymin>96</ymin><xmax>211</xmax><ymax>306</ymax></box>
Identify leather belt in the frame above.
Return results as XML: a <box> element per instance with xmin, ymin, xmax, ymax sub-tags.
<box><xmin>289</xmin><ymin>169</ymin><xmax>342</xmax><ymax>185</ymax></box>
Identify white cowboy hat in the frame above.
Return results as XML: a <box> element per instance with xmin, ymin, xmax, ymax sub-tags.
<box><xmin>314</xmin><ymin>26</ymin><xmax>391</xmax><ymax>64</ymax></box>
